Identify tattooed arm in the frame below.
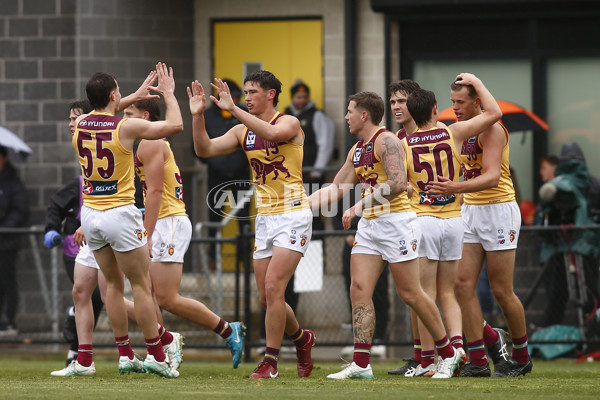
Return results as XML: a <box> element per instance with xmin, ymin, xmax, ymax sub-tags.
<box><xmin>342</xmin><ymin>133</ymin><xmax>407</xmax><ymax>228</ymax></box>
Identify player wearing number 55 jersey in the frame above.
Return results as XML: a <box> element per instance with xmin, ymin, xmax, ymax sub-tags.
<box><xmin>398</xmin><ymin>76</ymin><xmax>502</xmax><ymax>378</ymax></box>
<box><xmin>72</xmin><ymin>63</ymin><xmax>183</xmax><ymax>378</ymax></box>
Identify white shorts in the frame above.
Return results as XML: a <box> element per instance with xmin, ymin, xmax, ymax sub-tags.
<box><xmin>418</xmin><ymin>215</ymin><xmax>464</xmax><ymax>261</ymax></box>
<box><xmin>253</xmin><ymin>208</ymin><xmax>312</xmax><ymax>259</ymax></box>
<box><xmin>81</xmin><ymin>204</ymin><xmax>147</xmax><ymax>252</ymax></box>
<box><xmin>352</xmin><ymin>211</ymin><xmax>421</xmax><ymax>263</ymax></box>
<box><xmin>74</xmin><ymin>243</ymin><xmax>100</xmax><ymax>270</ymax></box>
<box><xmin>462</xmin><ymin>201</ymin><xmax>521</xmax><ymax>251</ymax></box>
<box><xmin>151</xmin><ymin>215</ymin><xmax>192</xmax><ymax>263</ymax></box>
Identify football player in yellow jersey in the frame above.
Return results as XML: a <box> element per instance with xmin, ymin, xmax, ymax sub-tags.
<box><xmin>188</xmin><ymin>71</ymin><xmax>315</xmax><ymax>379</ymax></box>
<box><xmin>72</xmin><ymin>63</ymin><xmax>183</xmax><ymax>378</ymax></box>
<box><xmin>309</xmin><ymin>91</ymin><xmax>462</xmax><ymax>380</ymax></box>
<box><xmin>427</xmin><ymin>78</ymin><xmax>533</xmax><ymax>377</ymax></box>
<box><xmin>402</xmin><ymin>77</ymin><xmax>502</xmax><ymax>378</ymax></box>
<box><xmin>126</xmin><ymin>99</ymin><xmax>246</xmax><ymax>369</ymax></box>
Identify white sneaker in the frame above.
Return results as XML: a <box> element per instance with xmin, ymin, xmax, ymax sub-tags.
<box><xmin>51</xmin><ymin>360</ymin><xmax>96</xmax><ymax>376</ymax></box>
<box><xmin>143</xmin><ymin>355</ymin><xmax>179</xmax><ymax>378</ymax></box>
<box><xmin>163</xmin><ymin>331</ymin><xmax>184</xmax><ymax>370</ymax></box>
<box><xmin>413</xmin><ymin>363</ymin><xmax>436</xmax><ymax>377</ymax></box>
<box><xmin>432</xmin><ymin>348</ymin><xmax>463</xmax><ymax>379</ymax></box>
<box><xmin>327</xmin><ymin>362</ymin><xmax>374</xmax><ymax>380</ymax></box>
<box><xmin>118</xmin><ymin>355</ymin><xmax>144</xmax><ymax>374</ymax></box>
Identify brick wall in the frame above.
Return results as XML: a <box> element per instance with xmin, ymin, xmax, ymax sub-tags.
<box><xmin>0</xmin><ymin>0</ymin><xmax>193</xmax><ymax>331</ymax></box>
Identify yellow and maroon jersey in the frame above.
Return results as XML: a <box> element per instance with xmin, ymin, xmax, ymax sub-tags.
<box><xmin>352</xmin><ymin>127</ymin><xmax>410</xmax><ymax>219</ymax></box>
<box><xmin>460</xmin><ymin>122</ymin><xmax>516</xmax><ymax>205</ymax></box>
<box><xmin>135</xmin><ymin>139</ymin><xmax>187</xmax><ymax>219</ymax></box>
<box><xmin>402</xmin><ymin>126</ymin><xmax>462</xmax><ymax>218</ymax></box>
<box><xmin>240</xmin><ymin>112</ymin><xmax>307</xmax><ymax>215</ymax></box>
<box><xmin>72</xmin><ymin>112</ymin><xmax>135</xmax><ymax>210</ymax></box>
<box><xmin>396</xmin><ymin>127</ymin><xmax>408</xmax><ymax>140</ymax></box>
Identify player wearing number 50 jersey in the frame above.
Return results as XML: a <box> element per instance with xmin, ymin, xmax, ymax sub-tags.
<box><xmin>72</xmin><ymin>63</ymin><xmax>183</xmax><ymax>378</ymax></box>
<box><xmin>399</xmin><ymin>76</ymin><xmax>502</xmax><ymax>377</ymax></box>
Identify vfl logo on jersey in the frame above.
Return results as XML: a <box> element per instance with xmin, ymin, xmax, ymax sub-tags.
<box><xmin>352</xmin><ymin>148</ymin><xmax>362</xmax><ymax>167</ymax></box>
<box><xmin>246</xmin><ymin>131</ymin><xmax>256</xmax><ymax>149</ymax></box>
<box><xmin>175</xmin><ymin>187</ymin><xmax>184</xmax><ymax>201</ymax></box>
<box><xmin>250</xmin><ymin>156</ymin><xmax>290</xmax><ymax>184</ymax></box>
<box><xmin>509</xmin><ymin>230</ymin><xmax>517</xmax><ymax>242</ymax></box>
<box><xmin>290</xmin><ymin>229</ymin><xmax>297</xmax><ymax>245</ymax></box>
<box><xmin>82</xmin><ymin>179</ymin><xmax>117</xmax><ymax>196</ymax></box>
<box><xmin>418</xmin><ymin>192</ymin><xmax>456</xmax><ymax>206</ymax></box>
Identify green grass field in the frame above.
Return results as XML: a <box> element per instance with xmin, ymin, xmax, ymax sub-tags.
<box><xmin>0</xmin><ymin>356</ymin><xmax>598</xmax><ymax>400</ymax></box>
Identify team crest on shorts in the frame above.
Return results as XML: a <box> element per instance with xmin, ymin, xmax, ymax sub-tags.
<box><xmin>509</xmin><ymin>230</ymin><xmax>517</xmax><ymax>242</ymax></box>
<box><xmin>254</xmin><ymin>246</ymin><xmax>257</xmax><ymax>252</ymax></box>
<box><xmin>167</xmin><ymin>245</ymin><xmax>175</xmax><ymax>256</ymax></box>
<box><xmin>300</xmin><ymin>234</ymin><xmax>307</xmax><ymax>247</ymax></box>
<box><xmin>143</xmin><ymin>230</ymin><xmax>148</xmax><ymax>238</ymax></box>
<box><xmin>353</xmin><ymin>241</ymin><xmax>358</xmax><ymax>247</ymax></box>
<box><xmin>411</xmin><ymin>239</ymin><xmax>418</xmax><ymax>252</ymax></box>
<box><xmin>497</xmin><ymin>228</ymin><xmax>505</xmax><ymax>244</ymax></box>
<box><xmin>135</xmin><ymin>229</ymin><xmax>143</xmax><ymax>240</ymax></box>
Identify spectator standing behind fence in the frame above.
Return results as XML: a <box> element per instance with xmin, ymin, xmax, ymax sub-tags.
<box><xmin>535</xmin><ymin>144</ymin><xmax>600</xmax><ymax>328</ymax></box>
<box><xmin>284</xmin><ymin>80</ymin><xmax>335</xmax><ymax>231</ymax></box>
<box><xmin>0</xmin><ymin>145</ymin><xmax>29</xmax><ymax>335</ymax></box>
<box><xmin>196</xmin><ymin>79</ymin><xmax>250</xmax><ymax>270</ymax></box>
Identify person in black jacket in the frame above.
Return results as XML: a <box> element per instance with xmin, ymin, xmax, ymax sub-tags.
<box><xmin>0</xmin><ymin>145</ymin><xmax>29</xmax><ymax>334</ymax></box>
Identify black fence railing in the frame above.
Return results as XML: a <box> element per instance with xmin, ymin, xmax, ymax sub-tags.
<box><xmin>1</xmin><ymin>224</ymin><xmax>599</xmax><ymax>360</ymax></box>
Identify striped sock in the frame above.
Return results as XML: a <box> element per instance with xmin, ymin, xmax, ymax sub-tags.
<box><xmin>115</xmin><ymin>335</ymin><xmax>135</xmax><ymax>359</ymax></box>
<box><xmin>291</xmin><ymin>328</ymin><xmax>308</xmax><ymax>348</ymax></box>
<box><xmin>467</xmin><ymin>339</ymin><xmax>487</xmax><ymax>367</ymax></box>
<box><xmin>421</xmin><ymin>350</ymin><xmax>435</xmax><ymax>368</ymax></box>
<box><xmin>264</xmin><ymin>347</ymin><xmax>279</xmax><ymax>368</ymax></box>
<box><xmin>413</xmin><ymin>339</ymin><xmax>422</xmax><ymax>363</ymax></box>
<box><xmin>214</xmin><ymin>318</ymin><xmax>232</xmax><ymax>339</ymax></box>
<box><xmin>512</xmin><ymin>335</ymin><xmax>529</xmax><ymax>364</ymax></box>
<box><xmin>76</xmin><ymin>344</ymin><xmax>93</xmax><ymax>367</ymax></box>
<box><xmin>146</xmin><ymin>336</ymin><xmax>166</xmax><ymax>362</ymax></box>
<box><xmin>159</xmin><ymin>325</ymin><xmax>173</xmax><ymax>346</ymax></box>
<box><xmin>353</xmin><ymin>343</ymin><xmax>371</xmax><ymax>368</ymax></box>
<box><xmin>451</xmin><ymin>335</ymin><xmax>464</xmax><ymax>350</ymax></box>
<box><xmin>482</xmin><ymin>320</ymin><xmax>499</xmax><ymax>347</ymax></box>
<box><xmin>435</xmin><ymin>336</ymin><xmax>454</xmax><ymax>359</ymax></box>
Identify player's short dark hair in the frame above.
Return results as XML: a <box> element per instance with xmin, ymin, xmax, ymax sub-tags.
<box><xmin>541</xmin><ymin>155</ymin><xmax>559</xmax><ymax>167</ymax></box>
<box><xmin>349</xmin><ymin>91</ymin><xmax>385</xmax><ymax>125</ymax></box>
<box><xmin>388</xmin><ymin>79</ymin><xmax>421</xmax><ymax>98</ymax></box>
<box><xmin>86</xmin><ymin>72</ymin><xmax>117</xmax><ymax>110</ymax></box>
<box><xmin>133</xmin><ymin>99</ymin><xmax>161</xmax><ymax>122</ymax></box>
<box><xmin>244</xmin><ymin>70</ymin><xmax>282</xmax><ymax>107</ymax></box>
<box><xmin>450</xmin><ymin>81</ymin><xmax>478</xmax><ymax>98</ymax></box>
<box><xmin>69</xmin><ymin>99</ymin><xmax>92</xmax><ymax>114</ymax></box>
<box><xmin>407</xmin><ymin>89</ymin><xmax>437</xmax><ymax>126</ymax></box>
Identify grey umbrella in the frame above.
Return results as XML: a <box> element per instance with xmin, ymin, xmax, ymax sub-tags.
<box><xmin>0</xmin><ymin>126</ymin><xmax>33</xmax><ymax>161</ymax></box>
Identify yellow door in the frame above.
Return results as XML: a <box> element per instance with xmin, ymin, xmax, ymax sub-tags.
<box><xmin>212</xmin><ymin>19</ymin><xmax>324</xmax><ymax>271</ymax></box>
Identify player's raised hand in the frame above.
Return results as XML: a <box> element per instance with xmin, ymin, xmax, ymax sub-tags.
<box><xmin>454</xmin><ymin>72</ymin><xmax>480</xmax><ymax>87</ymax></box>
<box><xmin>210</xmin><ymin>78</ymin><xmax>235</xmax><ymax>112</ymax></box>
<box><xmin>152</xmin><ymin>62</ymin><xmax>175</xmax><ymax>96</ymax></box>
<box><xmin>187</xmin><ymin>80</ymin><xmax>207</xmax><ymax>115</ymax></box>
<box><xmin>130</xmin><ymin>70</ymin><xmax>160</xmax><ymax>102</ymax></box>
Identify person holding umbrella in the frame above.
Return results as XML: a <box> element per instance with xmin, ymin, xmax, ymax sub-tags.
<box><xmin>0</xmin><ymin>145</ymin><xmax>29</xmax><ymax>335</ymax></box>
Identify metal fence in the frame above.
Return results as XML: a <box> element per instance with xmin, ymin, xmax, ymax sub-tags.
<box><xmin>1</xmin><ymin>224</ymin><xmax>599</xmax><ymax>359</ymax></box>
